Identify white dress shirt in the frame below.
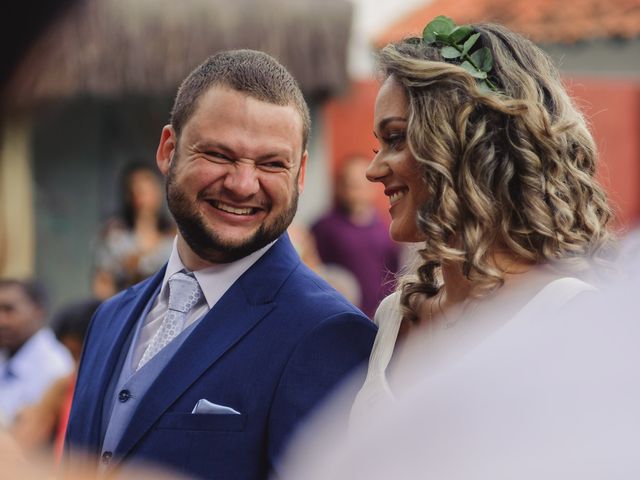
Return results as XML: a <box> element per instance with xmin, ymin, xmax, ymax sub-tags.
<box><xmin>131</xmin><ymin>237</ymin><xmax>276</xmax><ymax>369</ymax></box>
<box><xmin>0</xmin><ymin>328</ymin><xmax>74</xmax><ymax>426</ymax></box>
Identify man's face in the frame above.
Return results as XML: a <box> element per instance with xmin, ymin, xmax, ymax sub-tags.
<box><xmin>0</xmin><ymin>285</ymin><xmax>43</xmax><ymax>355</ymax></box>
<box><xmin>157</xmin><ymin>86</ymin><xmax>307</xmax><ymax>264</ymax></box>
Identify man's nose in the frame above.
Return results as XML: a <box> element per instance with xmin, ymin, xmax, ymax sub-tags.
<box><xmin>223</xmin><ymin>161</ymin><xmax>260</xmax><ymax>198</ymax></box>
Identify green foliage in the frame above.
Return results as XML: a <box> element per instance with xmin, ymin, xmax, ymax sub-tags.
<box><xmin>421</xmin><ymin>15</ymin><xmax>498</xmax><ymax>92</ymax></box>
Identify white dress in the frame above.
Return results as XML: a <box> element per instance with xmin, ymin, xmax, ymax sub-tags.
<box><xmin>350</xmin><ymin>276</ymin><xmax>596</xmax><ymax>427</ymax></box>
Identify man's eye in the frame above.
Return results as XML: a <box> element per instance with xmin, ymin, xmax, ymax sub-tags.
<box><xmin>210</xmin><ymin>152</ymin><xmax>231</xmax><ymax>160</ymax></box>
<box><xmin>261</xmin><ymin>161</ymin><xmax>286</xmax><ymax>171</ymax></box>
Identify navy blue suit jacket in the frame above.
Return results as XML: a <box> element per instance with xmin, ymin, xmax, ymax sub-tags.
<box><xmin>65</xmin><ymin>235</ymin><xmax>376</xmax><ymax>479</ymax></box>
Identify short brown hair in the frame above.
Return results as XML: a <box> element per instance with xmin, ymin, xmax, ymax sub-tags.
<box><xmin>170</xmin><ymin>49</ymin><xmax>311</xmax><ymax>150</ymax></box>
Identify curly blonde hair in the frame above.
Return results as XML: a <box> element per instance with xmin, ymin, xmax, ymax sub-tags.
<box><xmin>378</xmin><ymin>23</ymin><xmax>613</xmax><ymax>323</ymax></box>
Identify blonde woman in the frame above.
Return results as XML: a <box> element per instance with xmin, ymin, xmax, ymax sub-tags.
<box><xmin>351</xmin><ymin>18</ymin><xmax>613</xmax><ymax>419</ymax></box>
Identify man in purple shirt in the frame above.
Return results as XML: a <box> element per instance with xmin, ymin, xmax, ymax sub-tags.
<box><xmin>312</xmin><ymin>156</ymin><xmax>400</xmax><ymax>318</ymax></box>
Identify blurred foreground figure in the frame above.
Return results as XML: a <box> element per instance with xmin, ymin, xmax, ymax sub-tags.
<box><xmin>312</xmin><ymin>156</ymin><xmax>399</xmax><ymax>317</ymax></box>
<box><xmin>280</xmin><ymin>15</ymin><xmax>623</xmax><ymax>480</ymax></box>
<box><xmin>0</xmin><ymin>428</ymin><xmax>189</xmax><ymax>480</ymax></box>
<box><xmin>0</xmin><ymin>279</ymin><xmax>73</xmax><ymax>427</ymax></box>
<box><xmin>65</xmin><ymin>50</ymin><xmax>375</xmax><ymax>480</ymax></box>
<box><xmin>282</xmin><ymin>237</ymin><xmax>640</xmax><ymax>479</ymax></box>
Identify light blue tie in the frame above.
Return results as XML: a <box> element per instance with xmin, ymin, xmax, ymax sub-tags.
<box><xmin>137</xmin><ymin>271</ymin><xmax>202</xmax><ymax>369</ymax></box>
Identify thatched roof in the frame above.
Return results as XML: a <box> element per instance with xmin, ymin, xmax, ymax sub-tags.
<box><xmin>6</xmin><ymin>0</ymin><xmax>353</xmax><ymax>108</ymax></box>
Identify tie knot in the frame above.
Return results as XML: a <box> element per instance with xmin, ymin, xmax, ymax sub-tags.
<box><xmin>167</xmin><ymin>272</ymin><xmax>202</xmax><ymax>313</ymax></box>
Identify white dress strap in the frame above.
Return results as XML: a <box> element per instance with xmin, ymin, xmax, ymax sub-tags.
<box><xmin>349</xmin><ymin>292</ymin><xmax>402</xmax><ymax>429</ymax></box>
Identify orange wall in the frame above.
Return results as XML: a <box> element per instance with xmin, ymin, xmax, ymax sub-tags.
<box><xmin>566</xmin><ymin>77</ymin><xmax>640</xmax><ymax>230</ymax></box>
<box><xmin>324</xmin><ymin>77</ymin><xmax>640</xmax><ymax>230</ymax></box>
<box><xmin>323</xmin><ymin>80</ymin><xmax>386</xmax><ymax>218</ymax></box>
<box><xmin>324</xmin><ymin>80</ymin><xmax>379</xmax><ymax>168</ymax></box>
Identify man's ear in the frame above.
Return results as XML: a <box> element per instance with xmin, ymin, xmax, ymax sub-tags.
<box><xmin>297</xmin><ymin>151</ymin><xmax>308</xmax><ymax>194</ymax></box>
<box><xmin>156</xmin><ymin>125</ymin><xmax>177</xmax><ymax>176</ymax></box>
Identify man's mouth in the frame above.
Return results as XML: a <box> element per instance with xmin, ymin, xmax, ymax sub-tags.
<box><xmin>207</xmin><ymin>200</ymin><xmax>258</xmax><ymax>216</ymax></box>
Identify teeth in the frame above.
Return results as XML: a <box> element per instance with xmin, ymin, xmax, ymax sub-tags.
<box><xmin>389</xmin><ymin>190</ymin><xmax>406</xmax><ymax>205</ymax></box>
<box><xmin>213</xmin><ymin>201</ymin><xmax>254</xmax><ymax>215</ymax></box>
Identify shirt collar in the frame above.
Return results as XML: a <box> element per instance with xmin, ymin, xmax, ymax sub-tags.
<box><xmin>160</xmin><ymin>236</ymin><xmax>277</xmax><ymax>309</ymax></box>
<box><xmin>1</xmin><ymin>328</ymin><xmax>49</xmax><ymax>378</ymax></box>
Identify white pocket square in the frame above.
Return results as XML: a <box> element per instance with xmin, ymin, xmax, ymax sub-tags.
<box><xmin>191</xmin><ymin>399</ymin><xmax>241</xmax><ymax>415</ymax></box>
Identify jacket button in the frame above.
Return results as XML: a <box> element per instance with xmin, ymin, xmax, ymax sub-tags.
<box><xmin>118</xmin><ymin>389</ymin><xmax>131</xmax><ymax>402</ymax></box>
<box><xmin>101</xmin><ymin>451</ymin><xmax>113</xmax><ymax>465</ymax></box>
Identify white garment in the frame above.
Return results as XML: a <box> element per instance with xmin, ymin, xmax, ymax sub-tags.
<box><xmin>348</xmin><ymin>291</ymin><xmax>402</xmax><ymax>427</ymax></box>
<box><xmin>131</xmin><ymin>238</ymin><xmax>275</xmax><ymax>368</ymax></box>
<box><xmin>0</xmin><ymin>328</ymin><xmax>74</xmax><ymax>426</ymax></box>
<box><xmin>350</xmin><ymin>276</ymin><xmax>596</xmax><ymax>427</ymax></box>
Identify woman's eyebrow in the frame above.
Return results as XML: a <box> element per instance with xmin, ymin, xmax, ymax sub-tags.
<box><xmin>377</xmin><ymin>116</ymin><xmax>407</xmax><ymax>131</ymax></box>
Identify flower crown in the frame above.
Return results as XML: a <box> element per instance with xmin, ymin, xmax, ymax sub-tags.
<box><xmin>409</xmin><ymin>15</ymin><xmax>498</xmax><ymax>92</ymax></box>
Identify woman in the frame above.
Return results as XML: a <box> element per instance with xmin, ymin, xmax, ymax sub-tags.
<box><xmin>350</xmin><ymin>18</ymin><xmax>613</xmax><ymax>420</ymax></box>
<box><xmin>92</xmin><ymin>162</ymin><xmax>175</xmax><ymax>299</ymax></box>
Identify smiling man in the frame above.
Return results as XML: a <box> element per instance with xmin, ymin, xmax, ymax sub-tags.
<box><xmin>64</xmin><ymin>50</ymin><xmax>376</xmax><ymax>480</ymax></box>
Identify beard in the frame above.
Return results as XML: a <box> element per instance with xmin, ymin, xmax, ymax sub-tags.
<box><xmin>166</xmin><ymin>161</ymin><xmax>299</xmax><ymax>264</ymax></box>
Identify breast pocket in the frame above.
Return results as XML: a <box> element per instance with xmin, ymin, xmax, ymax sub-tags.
<box><xmin>155</xmin><ymin>412</ymin><xmax>247</xmax><ymax>432</ymax></box>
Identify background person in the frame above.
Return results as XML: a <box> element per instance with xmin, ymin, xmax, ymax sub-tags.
<box><xmin>288</xmin><ymin>222</ymin><xmax>362</xmax><ymax>307</ymax></box>
<box><xmin>10</xmin><ymin>297</ymin><xmax>100</xmax><ymax>462</ymax></box>
<box><xmin>0</xmin><ymin>279</ymin><xmax>73</xmax><ymax>427</ymax></box>
<box><xmin>92</xmin><ymin>161</ymin><xmax>175</xmax><ymax>299</ymax></box>
<box><xmin>65</xmin><ymin>49</ymin><xmax>376</xmax><ymax>480</ymax></box>
<box><xmin>312</xmin><ymin>155</ymin><xmax>400</xmax><ymax>317</ymax></box>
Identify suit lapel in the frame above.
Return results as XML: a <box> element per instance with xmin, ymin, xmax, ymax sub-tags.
<box><xmin>114</xmin><ymin>235</ymin><xmax>301</xmax><ymax>458</ymax></box>
<box><xmin>74</xmin><ymin>268</ymin><xmax>166</xmax><ymax>451</ymax></box>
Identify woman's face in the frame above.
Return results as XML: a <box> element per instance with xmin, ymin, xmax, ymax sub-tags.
<box><xmin>367</xmin><ymin>77</ymin><xmax>428</xmax><ymax>243</ymax></box>
<box><xmin>128</xmin><ymin>169</ymin><xmax>163</xmax><ymax>213</ymax></box>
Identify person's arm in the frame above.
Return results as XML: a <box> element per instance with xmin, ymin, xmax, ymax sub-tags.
<box><xmin>10</xmin><ymin>374</ymin><xmax>72</xmax><ymax>451</ymax></box>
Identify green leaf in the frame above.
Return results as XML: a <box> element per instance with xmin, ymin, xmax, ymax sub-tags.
<box><xmin>449</xmin><ymin>26</ymin><xmax>473</xmax><ymax>43</ymax></box>
<box><xmin>470</xmin><ymin>47</ymin><xmax>493</xmax><ymax>72</ymax></box>
<box><xmin>462</xmin><ymin>32</ymin><xmax>481</xmax><ymax>55</ymax></box>
<box><xmin>461</xmin><ymin>61</ymin><xmax>487</xmax><ymax>79</ymax></box>
<box><xmin>441</xmin><ymin>46</ymin><xmax>462</xmax><ymax>59</ymax></box>
<box><xmin>423</xmin><ymin>15</ymin><xmax>456</xmax><ymax>43</ymax></box>
<box><xmin>435</xmin><ymin>32</ymin><xmax>453</xmax><ymax>43</ymax></box>
<box><xmin>423</xmin><ymin>31</ymin><xmax>436</xmax><ymax>43</ymax></box>
<box><xmin>477</xmin><ymin>80</ymin><xmax>492</xmax><ymax>93</ymax></box>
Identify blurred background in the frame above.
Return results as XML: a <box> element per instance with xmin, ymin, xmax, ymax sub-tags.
<box><xmin>1</xmin><ymin>0</ymin><xmax>639</xmax><ymax>314</ymax></box>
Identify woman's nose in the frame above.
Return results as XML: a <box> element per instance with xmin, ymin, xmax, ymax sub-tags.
<box><xmin>366</xmin><ymin>154</ymin><xmax>389</xmax><ymax>183</ymax></box>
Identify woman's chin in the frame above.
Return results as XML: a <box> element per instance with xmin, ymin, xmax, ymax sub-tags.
<box><xmin>389</xmin><ymin>221</ymin><xmax>424</xmax><ymax>243</ymax></box>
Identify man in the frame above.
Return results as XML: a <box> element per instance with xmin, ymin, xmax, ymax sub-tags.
<box><xmin>0</xmin><ymin>279</ymin><xmax>74</xmax><ymax>427</ymax></box>
<box><xmin>65</xmin><ymin>50</ymin><xmax>376</xmax><ymax>479</ymax></box>
<box><xmin>312</xmin><ymin>156</ymin><xmax>400</xmax><ymax>317</ymax></box>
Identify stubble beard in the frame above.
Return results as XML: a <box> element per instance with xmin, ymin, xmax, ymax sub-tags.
<box><xmin>166</xmin><ymin>160</ymin><xmax>299</xmax><ymax>264</ymax></box>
